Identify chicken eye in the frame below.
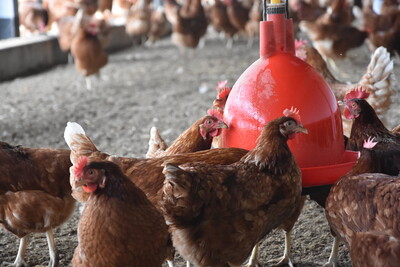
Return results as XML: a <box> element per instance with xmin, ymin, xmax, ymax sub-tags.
<box><xmin>206</xmin><ymin>120</ymin><xmax>213</xmax><ymax>125</ymax></box>
<box><xmin>89</xmin><ymin>170</ymin><xmax>94</xmax><ymax>175</ymax></box>
<box><xmin>285</xmin><ymin>121</ymin><xmax>295</xmax><ymax>127</ymax></box>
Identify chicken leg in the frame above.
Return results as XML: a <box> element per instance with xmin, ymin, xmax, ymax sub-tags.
<box><xmin>244</xmin><ymin>243</ymin><xmax>260</xmax><ymax>267</ymax></box>
<box><xmin>13</xmin><ymin>234</ymin><xmax>30</xmax><ymax>267</ymax></box>
<box><xmin>46</xmin><ymin>229</ymin><xmax>59</xmax><ymax>267</ymax></box>
<box><xmin>323</xmin><ymin>237</ymin><xmax>339</xmax><ymax>267</ymax></box>
<box><xmin>267</xmin><ymin>196</ymin><xmax>306</xmax><ymax>267</ymax></box>
<box><xmin>270</xmin><ymin>230</ymin><xmax>294</xmax><ymax>267</ymax></box>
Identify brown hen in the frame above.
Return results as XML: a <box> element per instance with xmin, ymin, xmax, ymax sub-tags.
<box><xmin>0</xmin><ymin>142</ymin><xmax>74</xmax><ymax>267</ymax></box>
<box><xmin>206</xmin><ymin>0</ymin><xmax>238</xmax><ymax>48</ymax></box>
<box><xmin>18</xmin><ymin>0</ymin><xmax>49</xmax><ymax>35</ymax></box>
<box><xmin>125</xmin><ymin>0</ymin><xmax>152</xmax><ymax>42</ymax></box>
<box><xmin>70</xmin><ymin>8</ymin><xmax>109</xmax><ymax>89</ymax></box>
<box><xmin>359</xmin><ymin>0</ymin><xmax>400</xmax><ymax>55</ymax></box>
<box><xmin>71</xmin><ymin>157</ymin><xmax>170</xmax><ymax>266</ymax></box>
<box><xmin>64</xmin><ymin>121</ymin><xmax>248</xmax><ymax>266</ymax></box>
<box><xmin>299</xmin><ymin>0</ymin><xmax>367</xmax><ymax>63</ymax></box>
<box><xmin>342</xmin><ymin>88</ymin><xmax>400</xmax><ymax>151</ymax></box>
<box><xmin>146</xmin><ymin>115</ymin><xmax>227</xmax><ymax>158</ymax></box>
<box><xmin>325</xmin><ymin>137</ymin><xmax>400</xmax><ymax>266</ymax></box>
<box><xmin>164</xmin><ymin>0</ymin><xmax>208</xmax><ymax>54</ymax></box>
<box><xmin>160</xmin><ymin>109</ymin><xmax>307</xmax><ymax>266</ymax></box>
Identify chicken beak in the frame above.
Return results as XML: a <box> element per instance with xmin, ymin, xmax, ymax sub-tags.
<box><xmin>217</xmin><ymin>121</ymin><xmax>228</xmax><ymax>129</ymax></box>
<box><xmin>74</xmin><ymin>178</ymin><xmax>86</xmax><ymax>188</ymax></box>
<box><xmin>297</xmin><ymin>125</ymin><xmax>308</xmax><ymax>134</ymax></box>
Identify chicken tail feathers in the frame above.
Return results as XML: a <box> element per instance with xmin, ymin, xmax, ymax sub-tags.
<box><xmin>64</xmin><ymin>122</ymin><xmax>98</xmax><ymax>164</ymax></box>
<box><xmin>146</xmin><ymin>126</ymin><xmax>168</xmax><ymax>158</ymax></box>
<box><xmin>359</xmin><ymin>46</ymin><xmax>394</xmax><ymax>115</ymax></box>
<box><xmin>161</xmin><ymin>163</ymin><xmax>201</xmax><ymax>225</ymax></box>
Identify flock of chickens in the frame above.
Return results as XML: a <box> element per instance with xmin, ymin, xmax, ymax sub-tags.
<box><xmin>3</xmin><ymin>0</ymin><xmax>400</xmax><ymax>266</ymax></box>
<box><xmin>17</xmin><ymin>0</ymin><xmax>400</xmax><ymax>84</ymax></box>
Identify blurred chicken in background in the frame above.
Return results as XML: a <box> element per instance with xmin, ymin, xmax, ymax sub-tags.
<box><xmin>164</xmin><ymin>0</ymin><xmax>208</xmax><ymax>55</ymax></box>
<box><xmin>354</xmin><ymin>0</ymin><xmax>400</xmax><ymax>56</ymax></box>
<box><xmin>245</xmin><ymin>0</ymin><xmax>261</xmax><ymax>47</ymax></box>
<box><xmin>147</xmin><ymin>5</ymin><xmax>172</xmax><ymax>44</ymax></box>
<box><xmin>43</xmin><ymin>0</ymin><xmax>79</xmax><ymax>30</ymax></box>
<box><xmin>224</xmin><ymin>0</ymin><xmax>250</xmax><ymax>40</ymax></box>
<box><xmin>205</xmin><ymin>0</ymin><xmax>238</xmax><ymax>48</ymax></box>
<box><xmin>18</xmin><ymin>0</ymin><xmax>49</xmax><ymax>36</ymax></box>
<box><xmin>288</xmin><ymin>0</ymin><xmax>326</xmax><ymax>36</ymax></box>
<box><xmin>299</xmin><ymin>0</ymin><xmax>368</xmax><ymax>69</ymax></box>
<box><xmin>70</xmin><ymin>7</ymin><xmax>109</xmax><ymax>89</ymax></box>
<box><xmin>125</xmin><ymin>0</ymin><xmax>152</xmax><ymax>43</ymax></box>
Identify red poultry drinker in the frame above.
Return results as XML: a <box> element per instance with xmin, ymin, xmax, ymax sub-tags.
<box><xmin>221</xmin><ymin>0</ymin><xmax>358</xmax><ymax>187</ymax></box>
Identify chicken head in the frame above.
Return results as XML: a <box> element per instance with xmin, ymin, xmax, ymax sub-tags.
<box><xmin>199</xmin><ymin>115</ymin><xmax>228</xmax><ymax>140</ymax></box>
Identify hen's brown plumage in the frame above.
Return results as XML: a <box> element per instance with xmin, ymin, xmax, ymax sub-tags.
<box><xmin>360</xmin><ymin>1</ymin><xmax>400</xmax><ymax>55</ymax></box>
<box><xmin>160</xmin><ymin>115</ymin><xmax>307</xmax><ymax>266</ymax></box>
<box><xmin>0</xmin><ymin>142</ymin><xmax>74</xmax><ymax>267</ymax></box>
<box><xmin>324</xmin><ymin>137</ymin><xmax>400</xmax><ymax>266</ymax></box>
<box><xmin>208</xmin><ymin>0</ymin><xmax>237</xmax><ymax>36</ymax></box>
<box><xmin>343</xmin><ymin>97</ymin><xmax>400</xmax><ymax>151</ymax></box>
<box><xmin>70</xmin><ymin>8</ymin><xmax>109</xmax><ymax>79</ymax></box>
<box><xmin>164</xmin><ymin>0</ymin><xmax>208</xmax><ymax>52</ymax></box>
<box><xmin>72</xmin><ymin>159</ymin><xmax>169</xmax><ymax>266</ymax></box>
<box><xmin>350</xmin><ymin>230</ymin><xmax>400</xmax><ymax>267</ymax></box>
<box><xmin>64</xmin><ymin>122</ymin><xmax>246</xmax><ymax>265</ymax></box>
<box><xmin>224</xmin><ymin>0</ymin><xmax>250</xmax><ymax>35</ymax></box>
<box><xmin>146</xmin><ymin>115</ymin><xmax>227</xmax><ymax>158</ymax></box>
<box><xmin>299</xmin><ymin>0</ymin><xmax>367</xmax><ymax>60</ymax></box>
<box><xmin>125</xmin><ymin>0</ymin><xmax>152</xmax><ymax>39</ymax></box>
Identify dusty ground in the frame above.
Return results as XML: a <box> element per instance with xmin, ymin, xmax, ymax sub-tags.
<box><xmin>0</xmin><ymin>30</ymin><xmax>399</xmax><ymax>267</ymax></box>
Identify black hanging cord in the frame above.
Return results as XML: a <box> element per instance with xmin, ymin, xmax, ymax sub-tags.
<box><xmin>285</xmin><ymin>0</ymin><xmax>290</xmax><ymax>18</ymax></box>
<box><xmin>262</xmin><ymin>0</ymin><xmax>267</xmax><ymax>21</ymax></box>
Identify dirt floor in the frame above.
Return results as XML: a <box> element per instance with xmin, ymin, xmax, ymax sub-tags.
<box><xmin>0</xmin><ymin>30</ymin><xmax>399</xmax><ymax>267</ymax></box>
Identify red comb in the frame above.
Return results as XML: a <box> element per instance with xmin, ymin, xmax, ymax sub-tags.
<box><xmin>363</xmin><ymin>136</ymin><xmax>378</xmax><ymax>149</ymax></box>
<box><xmin>344</xmin><ymin>87</ymin><xmax>370</xmax><ymax>101</ymax></box>
<box><xmin>217</xmin><ymin>87</ymin><xmax>231</xmax><ymax>99</ymax></box>
<box><xmin>283</xmin><ymin>107</ymin><xmax>302</xmax><ymax>124</ymax></box>
<box><xmin>73</xmin><ymin>156</ymin><xmax>88</xmax><ymax>179</ymax></box>
<box><xmin>217</xmin><ymin>80</ymin><xmax>228</xmax><ymax>89</ymax></box>
<box><xmin>295</xmin><ymin>39</ymin><xmax>308</xmax><ymax>50</ymax></box>
<box><xmin>207</xmin><ymin>109</ymin><xmax>224</xmax><ymax>121</ymax></box>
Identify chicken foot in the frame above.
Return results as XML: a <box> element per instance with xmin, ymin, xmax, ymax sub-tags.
<box><xmin>1</xmin><ymin>235</ymin><xmax>30</xmax><ymax>267</ymax></box>
<box><xmin>268</xmin><ymin>230</ymin><xmax>294</xmax><ymax>267</ymax></box>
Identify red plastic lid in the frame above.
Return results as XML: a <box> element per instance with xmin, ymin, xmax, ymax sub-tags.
<box><xmin>301</xmin><ymin>150</ymin><xmax>358</xmax><ymax>187</ymax></box>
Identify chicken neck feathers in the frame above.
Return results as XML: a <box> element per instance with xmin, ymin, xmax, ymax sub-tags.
<box><xmin>347</xmin><ymin>99</ymin><xmax>400</xmax><ymax>151</ymax></box>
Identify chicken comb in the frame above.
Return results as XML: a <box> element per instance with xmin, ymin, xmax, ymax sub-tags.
<box><xmin>344</xmin><ymin>87</ymin><xmax>370</xmax><ymax>101</ymax></box>
<box><xmin>283</xmin><ymin>107</ymin><xmax>302</xmax><ymax>124</ymax></box>
<box><xmin>363</xmin><ymin>136</ymin><xmax>378</xmax><ymax>149</ymax></box>
<box><xmin>73</xmin><ymin>156</ymin><xmax>88</xmax><ymax>179</ymax></box>
<box><xmin>217</xmin><ymin>87</ymin><xmax>231</xmax><ymax>99</ymax></box>
<box><xmin>207</xmin><ymin>109</ymin><xmax>224</xmax><ymax>121</ymax></box>
<box><xmin>217</xmin><ymin>80</ymin><xmax>228</xmax><ymax>89</ymax></box>
<box><xmin>295</xmin><ymin>39</ymin><xmax>308</xmax><ymax>50</ymax></box>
